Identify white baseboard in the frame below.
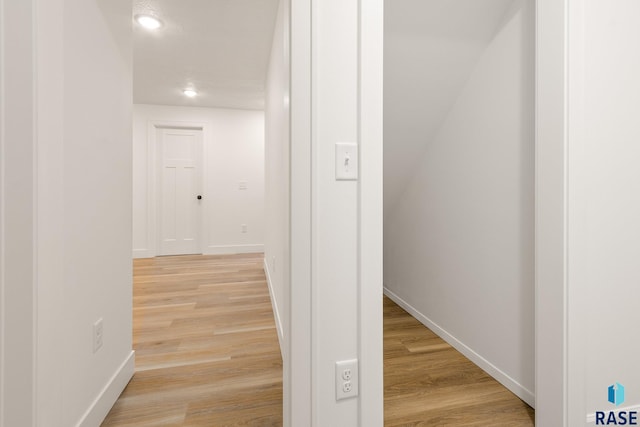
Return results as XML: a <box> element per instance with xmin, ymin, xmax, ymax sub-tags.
<box><xmin>132</xmin><ymin>248</ymin><xmax>152</xmax><ymax>259</ymax></box>
<box><xmin>134</xmin><ymin>244</ymin><xmax>264</xmax><ymax>258</ymax></box>
<box><xmin>76</xmin><ymin>350</ymin><xmax>135</xmax><ymax>427</ymax></box>
<box><xmin>586</xmin><ymin>404</ymin><xmax>640</xmax><ymax>424</ymax></box>
<box><xmin>204</xmin><ymin>244</ymin><xmax>264</xmax><ymax>255</ymax></box>
<box><xmin>383</xmin><ymin>287</ymin><xmax>535</xmax><ymax>407</ymax></box>
<box><xmin>263</xmin><ymin>258</ymin><xmax>284</xmax><ymax>358</ymax></box>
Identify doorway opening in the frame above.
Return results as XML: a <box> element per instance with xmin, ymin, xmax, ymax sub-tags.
<box><xmin>105</xmin><ymin>0</ymin><xmax>283</xmax><ymax>425</ymax></box>
<box><xmin>382</xmin><ymin>0</ymin><xmax>536</xmax><ymax>424</ymax></box>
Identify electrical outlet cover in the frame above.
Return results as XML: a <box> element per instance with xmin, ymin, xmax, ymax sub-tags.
<box><xmin>335</xmin><ymin>359</ymin><xmax>358</xmax><ymax>400</ymax></box>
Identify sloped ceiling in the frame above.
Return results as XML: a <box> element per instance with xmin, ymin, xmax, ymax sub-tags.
<box><xmin>384</xmin><ymin>0</ymin><xmax>515</xmax><ymax>217</ymax></box>
<box><xmin>133</xmin><ymin>0</ymin><xmax>279</xmax><ymax>110</ymax></box>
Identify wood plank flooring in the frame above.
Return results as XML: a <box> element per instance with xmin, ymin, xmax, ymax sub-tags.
<box><xmin>102</xmin><ymin>253</ymin><xmax>283</xmax><ymax>427</ymax></box>
<box><xmin>384</xmin><ymin>296</ymin><xmax>535</xmax><ymax>426</ymax></box>
<box><xmin>102</xmin><ymin>253</ymin><xmax>533</xmax><ymax>426</ymax></box>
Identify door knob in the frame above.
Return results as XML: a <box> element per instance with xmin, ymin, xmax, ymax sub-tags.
<box><xmin>197</xmin><ymin>195</ymin><xmax>202</xmax><ymax>200</ymax></box>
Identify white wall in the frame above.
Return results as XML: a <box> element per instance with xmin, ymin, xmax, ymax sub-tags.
<box><xmin>2</xmin><ymin>0</ymin><xmax>134</xmax><ymax>426</ymax></box>
<box><xmin>1</xmin><ymin>1</ymin><xmax>38</xmax><ymax>424</ymax></box>
<box><xmin>264</xmin><ymin>0</ymin><xmax>290</xmax><ymax>358</ymax></box>
<box><xmin>264</xmin><ymin>0</ymin><xmax>292</xmax><ymax>423</ymax></box>
<box><xmin>59</xmin><ymin>1</ymin><xmax>134</xmax><ymax>424</ymax></box>
<box><xmin>384</xmin><ymin>0</ymin><xmax>535</xmax><ymax>405</ymax></box>
<box><xmin>383</xmin><ymin>0</ymin><xmax>515</xmax><ymax>218</ymax></box>
<box><xmin>132</xmin><ymin>104</ymin><xmax>265</xmax><ymax>257</ymax></box>
<box><xmin>569</xmin><ymin>0</ymin><xmax>640</xmax><ymax>421</ymax></box>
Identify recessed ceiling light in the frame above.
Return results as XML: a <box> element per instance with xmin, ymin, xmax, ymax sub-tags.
<box><xmin>135</xmin><ymin>14</ymin><xmax>163</xmax><ymax>30</ymax></box>
<box><xmin>183</xmin><ymin>89</ymin><xmax>198</xmax><ymax>98</ymax></box>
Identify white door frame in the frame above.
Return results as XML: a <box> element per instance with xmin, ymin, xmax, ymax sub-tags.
<box><xmin>147</xmin><ymin>120</ymin><xmax>211</xmax><ymax>257</ymax></box>
<box><xmin>288</xmin><ymin>0</ymin><xmax>570</xmax><ymax>426</ymax></box>
<box><xmin>287</xmin><ymin>0</ymin><xmax>384</xmax><ymax>425</ymax></box>
<box><xmin>534</xmin><ymin>0</ymin><xmax>570</xmax><ymax>425</ymax></box>
<box><xmin>0</xmin><ymin>0</ymin><xmax>38</xmax><ymax>424</ymax></box>
<box><xmin>357</xmin><ymin>0</ymin><xmax>384</xmax><ymax>424</ymax></box>
<box><xmin>288</xmin><ymin>0</ymin><xmax>313</xmax><ymax>425</ymax></box>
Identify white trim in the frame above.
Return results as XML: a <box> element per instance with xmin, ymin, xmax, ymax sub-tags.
<box><xmin>0</xmin><ymin>1</ymin><xmax>6</xmax><ymax>423</ymax></box>
<box><xmin>384</xmin><ymin>287</ymin><xmax>535</xmax><ymax>407</ymax></box>
<box><xmin>203</xmin><ymin>244</ymin><xmax>264</xmax><ymax>255</ymax></box>
<box><xmin>565</xmin><ymin>0</ymin><xmax>588</xmax><ymax>424</ymax></box>
<box><xmin>535</xmin><ymin>0</ymin><xmax>570</xmax><ymax>425</ymax></box>
<box><xmin>357</xmin><ymin>0</ymin><xmax>384</xmax><ymax>425</ymax></box>
<box><xmin>586</xmin><ymin>404</ymin><xmax>640</xmax><ymax>424</ymax></box>
<box><xmin>76</xmin><ymin>351</ymin><xmax>135</xmax><ymax>427</ymax></box>
<box><xmin>289</xmin><ymin>0</ymin><xmax>313</xmax><ymax>425</ymax></box>
<box><xmin>132</xmin><ymin>248</ymin><xmax>152</xmax><ymax>259</ymax></box>
<box><xmin>146</xmin><ymin>119</ymin><xmax>212</xmax><ymax>257</ymax></box>
<box><xmin>263</xmin><ymin>258</ymin><xmax>284</xmax><ymax>356</ymax></box>
<box><xmin>31</xmin><ymin>1</ymin><xmax>39</xmax><ymax>423</ymax></box>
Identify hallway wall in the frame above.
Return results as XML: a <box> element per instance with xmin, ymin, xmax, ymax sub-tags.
<box><xmin>132</xmin><ymin>104</ymin><xmax>265</xmax><ymax>257</ymax></box>
<box><xmin>264</xmin><ymin>0</ymin><xmax>290</xmax><ymax>354</ymax></box>
<box><xmin>56</xmin><ymin>2</ymin><xmax>135</xmax><ymax>424</ymax></box>
<box><xmin>0</xmin><ymin>0</ymin><xmax>135</xmax><ymax>425</ymax></box>
<box><xmin>384</xmin><ymin>0</ymin><xmax>535</xmax><ymax>405</ymax></box>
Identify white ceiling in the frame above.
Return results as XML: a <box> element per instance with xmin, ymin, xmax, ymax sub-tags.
<box><xmin>384</xmin><ymin>0</ymin><xmax>515</xmax><ymax>217</ymax></box>
<box><xmin>133</xmin><ymin>0</ymin><xmax>279</xmax><ymax>110</ymax></box>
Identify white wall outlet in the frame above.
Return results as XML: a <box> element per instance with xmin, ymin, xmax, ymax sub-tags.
<box><xmin>335</xmin><ymin>142</ymin><xmax>358</xmax><ymax>180</ymax></box>
<box><xmin>241</xmin><ymin>224</ymin><xmax>247</xmax><ymax>233</ymax></box>
<box><xmin>336</xmin><ymin>359</ymin><xmax>358</xmax><ymax>400</ymax></box>
<box><xmin>93</xmin><ymin>318</ymin><xmax>104</xmax><ymax>353</ymax></box>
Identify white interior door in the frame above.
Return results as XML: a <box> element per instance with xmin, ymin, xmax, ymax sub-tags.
<box><xmin>158</xmin><ymin>127</ymin><xmax>203</xmax><ymax>255</ymax></box>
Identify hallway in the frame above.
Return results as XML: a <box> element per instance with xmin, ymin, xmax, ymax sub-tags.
<box><xmin>102</xmin><ymin>253</ymin><xmax>283</xmax><ymax>426</ymax></box>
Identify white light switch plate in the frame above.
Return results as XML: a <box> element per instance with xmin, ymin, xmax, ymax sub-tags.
<box><xmin>335</xmin><ymin>142</ymin><xmax>358</xmax><ymax>180</ymax></box>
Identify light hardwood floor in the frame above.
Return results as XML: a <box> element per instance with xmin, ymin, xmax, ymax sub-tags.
<box><xmin>102</xmin><ymin>253</ymin><xmax>283</xmax><ymax>426</ymax></box>
<box><xmin>103</xmin><ymin>253</ymin><xmax>533</xmax><ymax>426</ymax></box>
<box><xmin>384</xmin><ymin>296</ymin><xmax>534</xmax><ymax>426</ymax></box>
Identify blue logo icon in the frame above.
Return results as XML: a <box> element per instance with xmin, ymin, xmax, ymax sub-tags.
<box><xmin>609</xmin><ymin>382</ymin><xmax>625</xmax><ymax>407</ymax></box>
<box><xmin>596</xmin><ymin>383</ymin><xmax>636</xmax><ymax>425</ymax></box>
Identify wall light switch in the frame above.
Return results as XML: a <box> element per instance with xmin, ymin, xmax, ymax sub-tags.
<box><xmin>335</xmin><ymin>142</ymin><xmax>358</xmax><ymax>181</ymax></box>
<box><xmin>93</xmin><ymin>318</ymin><xmax>104</xmax><ymax>353</ymax></box>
